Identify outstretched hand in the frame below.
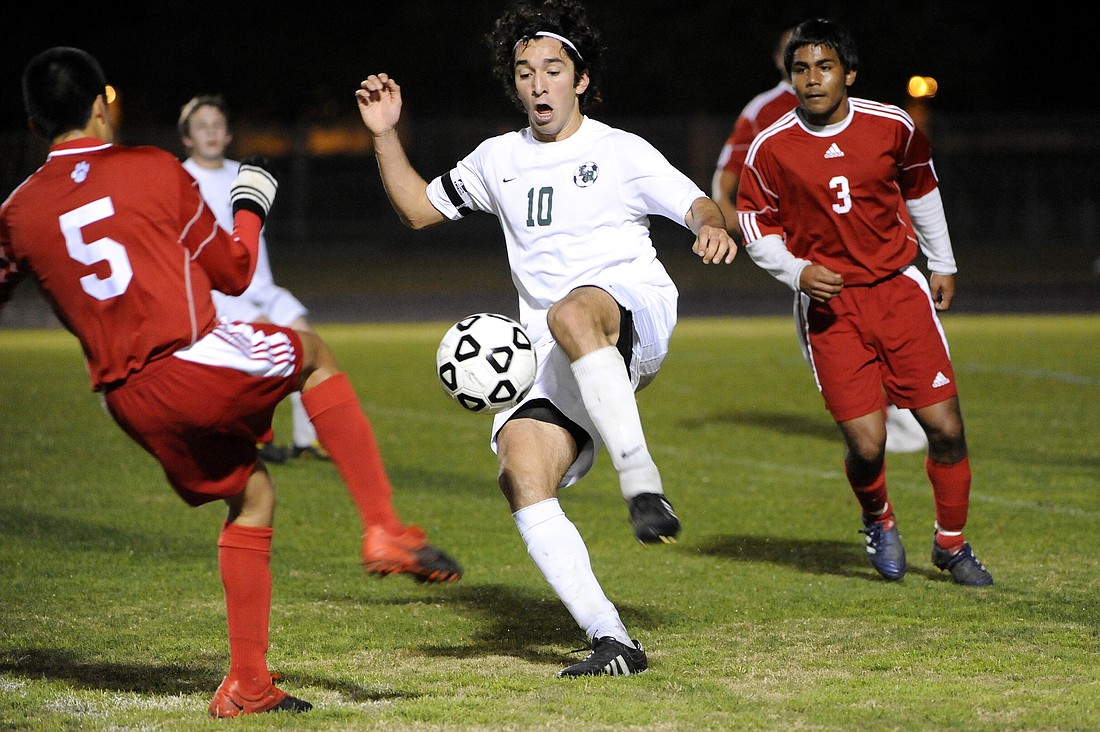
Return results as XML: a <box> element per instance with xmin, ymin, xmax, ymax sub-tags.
<box><xmin>686</xmin><ymin>197</ymin><xmax>736</xmax><ymax>264</ymax></box>
<box><xmin>692</xmin><ymin>225</ymin><xmax>737</xmax><ymax>265</ymax></box>
<box><xmin>356</xmin><ymin>73</ymin><xmax>403</xmax><ymax>135</ymax></box>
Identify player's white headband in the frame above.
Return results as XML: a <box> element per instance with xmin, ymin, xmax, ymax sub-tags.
<box><xmin>512</xmin><ymin>31</ymin><xmax>584</xmax><ymax>61</ymax></box>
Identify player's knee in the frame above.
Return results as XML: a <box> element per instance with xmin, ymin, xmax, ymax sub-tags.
<box><xmin>845</xmin><ymin>450</ymin><xmax>884</xmax><ymax>481</ymax></box>
<box><xmin>546</xmin><ymin>297</ymin><xmax>584</xmax><ymax>336</ymax></box>
<box><xmin>926</xmin><ymin>431</ymin><xmax>967</xmax><ymax>463</ymax></box>
<box><xmin>297</xmin><ymin>331</ymin><xmax>341</xmax><ymax>388</ymax></box>
<box><xmin>547</xmin><ymin>293</ymin><xmax>616</xmax><ymax>355</ymax></box>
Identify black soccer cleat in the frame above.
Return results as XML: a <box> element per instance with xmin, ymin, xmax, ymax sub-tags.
<box><xmin>558</xmin><ymin>636</ymin><xmax>648</xmax><ymax>678</ymax></box>
<box><xmin>932</xmin><ymin>537</ymin><xmax>993</xmax><ymax>587</ymax></box>
<box><xmin>628</xmin><ymin>493</ymin><xmax>680</xmax><ymax>544</ymax></box>
<box><xmin>257</xmin><ymin>441</ymin><xmax>287</xmax><ymax>464</ymax></box>
<box><xmin>289</xmin><ymin>442</ymin><xmax>331</xmax><ymax>461</ymax></box>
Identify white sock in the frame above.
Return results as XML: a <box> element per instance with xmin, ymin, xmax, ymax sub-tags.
<box><xmin>290</xmin><ymin>391</ymin><xmax>317</xmax><ymax>447</ymax></box>
<box><xmin>513</xmin><ymin>498</ymin><xmax>631</xmax><ymax>643</ymax></box>
<box><xmin>570</xmin><ymin>346</ymin><xmax>662</xmax><ymax>500</ymax></box>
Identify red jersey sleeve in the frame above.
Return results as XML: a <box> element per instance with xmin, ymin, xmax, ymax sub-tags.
<box><xmin>721</xmin><ymin>84</ymin><xmax>800</xmax><ymax>178</ymax></box>
<box><xmin>0</xmin><ymin>205</ymin><xmax>25</xmax><ymax>309</ymax></box>
<box><xmin>721</xmin><ymin>115</ymin><xmax>757</xmax><ymax>179</ymax></box>
<box><xmin>897</xmin><ymin>124</ymin><xmax>939</xmax><ymax>200</ymax></box>
<box><xmin>176</xmin><ymin>166</ymin><xmax>258</xmax><ymax>296</ymax></box>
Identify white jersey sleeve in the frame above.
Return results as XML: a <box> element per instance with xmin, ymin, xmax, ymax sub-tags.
<box><xmin>615</xmin><ymin>130</ymin><xmax>703</xmax><ymax>226</ymax></box>
<box><xmin>426</xmin><ymin>137</ymin><xmax>497</xmax><ymax>220</ymax></box>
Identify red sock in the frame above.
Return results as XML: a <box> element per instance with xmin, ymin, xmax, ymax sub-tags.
<box><xmin>218</xmin><ymin>522</ymin><xmax>274</xmax><ymax>695</ymax></box>
<box><xmin>927</xmin><ymin>456</ymin><xmax>970</xmax><ymax>549</ymax></box>
<box><xmin>845</xmin><ymin>460</ymin><xmax>892</xmax><ymax>522</ymax></box>
<box><xmin>301</xmin><ymin>374</ymin><xmax>403</xmax><ymax>535</ymax></box>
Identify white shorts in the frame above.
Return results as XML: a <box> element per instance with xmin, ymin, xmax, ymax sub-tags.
<box><xmin>212</xmin><ymin>284</ymin><xmax>308</xmax><ymax>327</ymax></box>
<box><xmin>491</xmin><ymin>280</ymin><xmax>677</xmax><ymax>487</ymax></box>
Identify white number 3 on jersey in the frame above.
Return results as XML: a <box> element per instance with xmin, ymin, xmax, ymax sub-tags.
<box><xmin>59</xmin><ymin>197</ymin><xmax>133</xmax><ymax>300</ymax></box>
<box><xmin>829</xmin><ymin>175</ymin><xmax>852</xmax><ymax>214</ymax></box>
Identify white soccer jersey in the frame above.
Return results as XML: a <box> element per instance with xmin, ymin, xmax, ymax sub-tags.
<box><xmin>426</xmin><ymin>116</ymin><xmax>704</xmax><ymax>341</ymax></box>
<box><xmin>183</xmin><ymin>158</ymin><xmax>305</xmax><ymax>324</ymax></box>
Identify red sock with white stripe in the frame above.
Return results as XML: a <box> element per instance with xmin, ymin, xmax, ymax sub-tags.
<box><xmin>927</xmin><ymin>456</ymin><xmax>970</xmax><ymax>551</ymax></box>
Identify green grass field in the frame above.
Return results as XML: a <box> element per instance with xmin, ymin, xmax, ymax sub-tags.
<box><xmin>1</xmin><ymin>314</ymin><xmax>1098</xmax><ymax>730</ymax></box>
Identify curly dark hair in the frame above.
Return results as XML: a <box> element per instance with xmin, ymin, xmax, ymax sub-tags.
<box><xmin>485</xmin><ymin>0</ymin><xmax>604</xmax><ymax>112</ymax></box>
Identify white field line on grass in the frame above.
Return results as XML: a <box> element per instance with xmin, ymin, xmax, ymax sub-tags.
<box><xmin>44</xmin><ymin>690</ymin><xmax>195</xmax><ymax>718</ymax></box>
<box><xmin>959</xmin><ymin>363</ymin><xmax>1099</xmax><ymax>386</ymax></box>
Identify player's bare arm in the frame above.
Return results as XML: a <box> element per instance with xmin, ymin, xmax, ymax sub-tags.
<box><xmin>799</xmin><ymin>263</ymin><xmax>844</xmax><ymax>302</ymax></box>
<box><xmin>685</xmin><ymin>197</ymin><xmax>736</xmax><ymax>264</ymax></box>
<box><xmin>928</xmin><ymin>273</ymin><xmax>955</xmax><ymax>311</ymax></box>
<box><xmin>356</xmin><ymin>73</ymin><xmax>445</xmax><ymax>230</ymax></box>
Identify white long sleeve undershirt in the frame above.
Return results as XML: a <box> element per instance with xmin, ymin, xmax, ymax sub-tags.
<box><xmin>906</xmin><ymin>188</ymin><xmax>957</xmax><ymax>275</ymax></box>
<box><xmin>743</xmin><ymin>187</ymin><xmax>958</xmax><ymax>290</ymax></box>
<box><xmin>743</xmin><ymin>235</ymin><xmax>810</xmax><ymax>291</ymax></box>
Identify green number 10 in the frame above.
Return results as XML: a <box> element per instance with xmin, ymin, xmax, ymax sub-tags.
<box><xmin>526</xmin><ymin>186</ymin><xmax>553</xmax><ymax>226</ymax></box>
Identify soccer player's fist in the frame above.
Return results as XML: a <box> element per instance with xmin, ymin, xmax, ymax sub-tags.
<box><xmin>231</xmin><ymin>156</ymin><xmax>279</xmax><ymax>224</ymax></box>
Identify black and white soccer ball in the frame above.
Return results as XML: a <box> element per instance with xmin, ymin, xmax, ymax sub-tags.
<box><xmin>436</xmin><ymin>313</ymin><xmax>536</xmax><ymax>414</ymax></box>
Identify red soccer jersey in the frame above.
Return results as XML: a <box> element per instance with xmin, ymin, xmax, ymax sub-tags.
<box><xmin>0</xmin><ymin>138</ymin><xmax>257</xmax><ymax>389</ymax></box>
<box><xmin>738</xmin><ymin>98</ymin><xmax>940</xmax><ymax>285</ymax></box>
<box><xmin>716</xmin><ymin>81</ymin><xmax>798</xmax><ymax>179</ymax></box>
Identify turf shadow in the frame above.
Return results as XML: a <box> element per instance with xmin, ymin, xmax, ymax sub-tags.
<box><xmin>677</xmin><ymin>409</ymin><xmax>838</xmax><ymax>442</ymax></box>
<box><xmin>0</xmin><ymin>648</ymin><xmax>221</xmax><ymax>694</ymax></box>
<box><xmin>696</xmin><ymin>533</ymin><xmax>886</xmax><ymax>581</ymax></box>
<box><xmin>414</xmin><ymin>582</ymin><xmax>667</xmax><ymax>666</ymax></box>
<box><xmin>0</xmin><ymin>647</ymin><xmax>418</xmax><ymax>703</ymax></box>
<box><xmin>0</xmin><ymin>506</ymin><xmax>209</xmax><ymax>559</ymax></box>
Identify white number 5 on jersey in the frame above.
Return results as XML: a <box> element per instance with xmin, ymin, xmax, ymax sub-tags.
<box><xmin>59</xmin><ymin>197</ymin><xmax>133</xmax><ymax>300</ymax></box>
<box><xmin>829</xmin><ymin>175</ymin><xmax>852</xmax><ymax>214</ymax></box>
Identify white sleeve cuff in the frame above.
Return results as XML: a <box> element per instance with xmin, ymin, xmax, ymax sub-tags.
<box><xmin>744</xmin><ymin>234</ymin><xmax>811</xmax><ymax>292</ymax></box>
<box><xmin>906</xmin><ymin>188</ymin><xmax>957</xmax><ymax>275</ymax></box>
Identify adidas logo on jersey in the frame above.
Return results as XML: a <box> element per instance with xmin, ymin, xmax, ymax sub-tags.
<box><xmin>932</xmin><ymin>372</ymin><xmax>951</xmax><ymax>388</ymax></box>
<box><xmin>823</xmin><ymin>143</ymin><xmax>844</xmax><ymax>159</ymax></box>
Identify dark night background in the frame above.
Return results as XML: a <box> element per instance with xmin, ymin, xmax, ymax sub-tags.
<box><xmin>2</xmin><ymin>3</ymin><xmax>1096</xmax><ymax>326</ymax></box>
<box><xmin>0</xmin><ymin>2</ymin><xmax>1085</xmax><ymax>130</ymax></box>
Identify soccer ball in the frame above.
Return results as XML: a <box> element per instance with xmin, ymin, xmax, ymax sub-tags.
<box><xmin>436</xmin><ymin>313</ymin><xmax>536</xmax><ymax>414</ymax></box>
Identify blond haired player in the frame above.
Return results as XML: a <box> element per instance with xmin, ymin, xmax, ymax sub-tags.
<box><xmin>179</xmin><ymin>94</ymin><xmax>327</xmax><ymax>462</ymax></box>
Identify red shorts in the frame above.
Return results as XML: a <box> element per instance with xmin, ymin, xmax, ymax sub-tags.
<box><xmin>104</xmin><ymin>321</ymin><xmax>303</xmax><ymax>506</ymax></box>
<box><xmin>797</xmin><ymin>267</ymin><xmax>958</xmax><ymax>422</ymax></box>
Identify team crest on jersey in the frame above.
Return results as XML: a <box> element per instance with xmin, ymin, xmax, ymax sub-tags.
<box><xmin>573</xmin><ymin>161</ymin><xmax>599</xmax><ymax>187</ymax></box>
<box><xmin>71</xmin><ymin>161</ymin><xmax>90</xmax><ymax>183</ymax></box>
